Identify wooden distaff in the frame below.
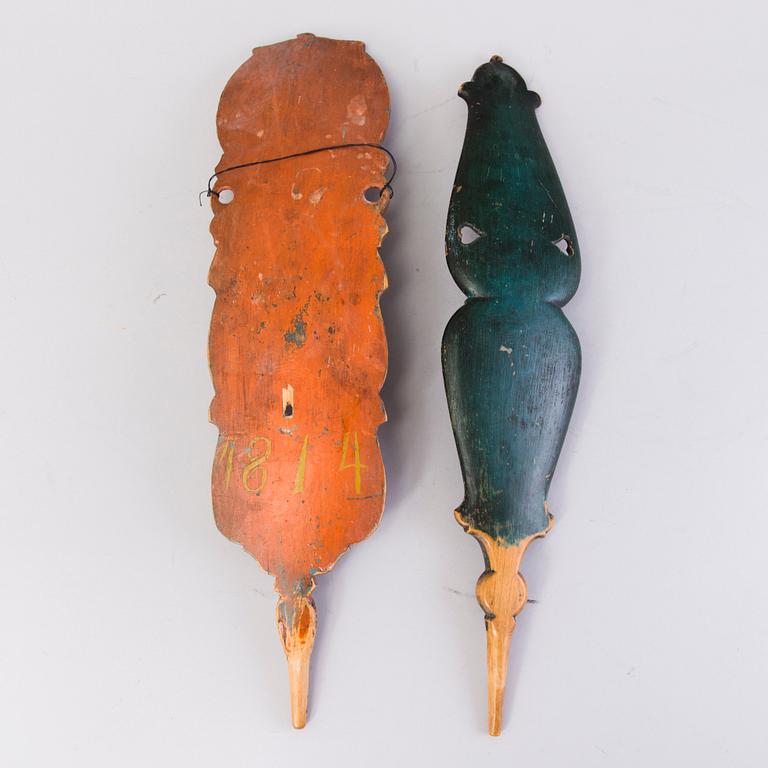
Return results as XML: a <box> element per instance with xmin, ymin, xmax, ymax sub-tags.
<box><xmin>442</xmin><ymin>57</ymin><xmax>581</xmax><ymax>735</ymax></box>
<box><xmin>207</xmin><ymin>34</ymin><xmax>390</xmax><ymax>728</ymax></box>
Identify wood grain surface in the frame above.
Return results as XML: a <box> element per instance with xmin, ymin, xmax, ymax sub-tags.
<box><xmin>207</xmin><ymin>34</ymin><xmax>390</xmax><ymax>728</ymax></box>
<box><xmin>442</xmin><ymin>56</ymin><xmax>581</xmax><ymax>735</ymax></box>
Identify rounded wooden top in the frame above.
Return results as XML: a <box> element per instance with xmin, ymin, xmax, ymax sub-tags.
<box><xmin>216</xmin><ymin>34</ymin><xmax>390</xmax><ymax>168</ymax></box>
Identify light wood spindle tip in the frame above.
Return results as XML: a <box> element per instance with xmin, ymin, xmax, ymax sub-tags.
<box><xmin>456</xmin><ymin>509</ymin><xmax>551</xmax><ymax>736</ymax></box>
<box><xmin>277</xmin><ymin>594</ymin><xmax>317</xmax><ymax>729</ymax></box>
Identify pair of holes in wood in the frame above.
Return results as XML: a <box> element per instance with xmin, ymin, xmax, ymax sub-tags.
<box><xmin>459</xmin><ymin>224</ymin><xmax>575</xmax><ymax>257</ymax></box>
<box><xmin>221</xmin><ymin>187</ymin><xmax>379</xmax><ymax>204</ymax></box>
<box><xmin>219</xmin><ymin>187</ymin><xmax>383</xmax><ymax>204</ymax></box>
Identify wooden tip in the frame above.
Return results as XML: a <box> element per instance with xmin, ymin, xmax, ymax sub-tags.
<box><xmin>486</xmin><ymin>611</ymin><xmax>514</xmax><ymax>736</ymax></box>
<box><xmin>287</xmin><ymin>641</ymin><xmax>311</xmax><ymax>728</ymax></box>
<box><xmin>277</xmin><ymin>594</ymin><xmax>317</xmax><ymax>729</ymax></box>
<box><xmin>457</xmin><ymin>509</ymin><xmax>552</xmax><ymax>736</ymax></box>
<box><xmin>477</xmin><ymin>551</ymin><xmax>525</xmax><ymax>737</ymax></box>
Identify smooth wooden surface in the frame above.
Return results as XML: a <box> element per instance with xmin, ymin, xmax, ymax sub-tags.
<box><xmin>457</xmin><ymin>509</ymin><xmax>551</xmax><ymax>735</ymax></box>
<box><xmin>442</xmin><ymin>57</ymin><xmax>581</xmax><ymax>734</ymax></box>
<box><xmin>208</xmin><ymin>34</ymin><xmax>390</xmax><ymax>727</ymax></box>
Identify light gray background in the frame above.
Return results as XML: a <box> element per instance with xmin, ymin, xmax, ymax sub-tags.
<box><xmin>1</xmin><ymin>1</ymin><xmax>766</xmax><ymax>765</ymax></box>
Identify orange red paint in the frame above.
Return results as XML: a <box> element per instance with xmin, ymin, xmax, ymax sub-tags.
<box><xmin>207</xmin><ymin>34</ymin><xmax>390</xmax><ymax>727</ymax></box>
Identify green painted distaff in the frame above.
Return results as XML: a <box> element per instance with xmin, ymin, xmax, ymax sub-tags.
<box><xmin>442</xmin><ymin>56</ymin><xmax>581</xmax><ymax>735</ymax></box>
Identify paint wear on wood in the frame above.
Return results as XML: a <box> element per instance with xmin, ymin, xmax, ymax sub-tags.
<box><xmin>441</xmin><ymin>57</ymin><xmax>581</xmax><ymax>735</ymax></box>
<box><xmin>207</xmin><ymin>33</ymin><xmax>390</xmax><ymax>728</ymax></box>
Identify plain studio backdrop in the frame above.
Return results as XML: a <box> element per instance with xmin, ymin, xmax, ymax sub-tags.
<box><xmin>1</xmin><ymin>1</ymin><xmax>766</xmax><ymax>765</ymax></box>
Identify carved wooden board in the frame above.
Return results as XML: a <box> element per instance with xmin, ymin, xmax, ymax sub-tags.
<box><xmin>207</xmin><ymin>33</ymin><xmax>390</xmax><ymax>727</ymax></box>
<box><xmin>442</xmin><ymin>57</ymin><xmax>581</xmax><ymax>735</ymax></box>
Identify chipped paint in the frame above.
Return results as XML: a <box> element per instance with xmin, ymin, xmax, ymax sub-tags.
<box><xmin>443</xmin><ymin>55</ymin><xmax>581</xmax><ymax>546</ymax></box>
<box><xmin>284</xmin><ymin>315</ymin><xmax>307</xmax><ymax>348</ymax></box>
<box><xmin>346</xmin><ymin>94</ymin><xmax>368</xmax><ymax>126</ymax></box>
<box><xmin>207</xmin><ymin>34</ymin><xmax>391</xmax><ymax>728</ymax></box>
<box><xmin>308</xmin><ymin>186</ymin><xmax>327</xmax><ymax>205</ymax></box>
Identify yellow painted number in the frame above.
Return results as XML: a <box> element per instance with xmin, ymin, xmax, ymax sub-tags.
<box><xmin>242</xmin><ymin>437</ymin><xmax>272</xmax><ymax>494</ymax></box>
<box><xmin>215</xmin><ymin>438</ymin><xmax>236</xmax><ymax>489</ymax></box>
<box><xmin>293</xmin><ymin>435</ymin><xmax>309</xmax><ymax>494</ymax></box>
<box><xmin>339</xmin><ymin>431</ymin><xmax>365</xmax><ymax>495</ymax></box>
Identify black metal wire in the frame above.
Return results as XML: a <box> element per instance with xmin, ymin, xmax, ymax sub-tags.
<box><xmin>199</xmin><ymin>143</ymin><xmax>396</xmax><ymax>206</ymax></box>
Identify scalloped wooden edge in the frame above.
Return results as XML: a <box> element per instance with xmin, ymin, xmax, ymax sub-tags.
<box><xmin>208</xmin><ymin>36</ymin><xmax>392</xmax><ymax>729</ymax></box>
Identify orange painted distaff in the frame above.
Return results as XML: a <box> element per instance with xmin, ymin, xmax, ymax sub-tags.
<box><xmin>207</xmin><ymin>34</ymin><xmax>390</xmax><ymax>728</ymax></box>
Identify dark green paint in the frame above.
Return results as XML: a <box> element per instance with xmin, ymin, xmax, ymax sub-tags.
<box><xmin>442</xmin><ymin>58</ymin><xmax>581</xmax><ymax>546</ymax></box>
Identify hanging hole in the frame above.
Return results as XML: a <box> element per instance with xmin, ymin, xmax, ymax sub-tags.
<box><xmin>282</xmin><ymin>385</ymin><xmax>294</xmax><ymax>418</ymax></box>
<box><xmin>552</xmin><ymin>235</ymin><xmax>574</xmax><ymax>256</ymax></box>
<box><xmin>363</xmin><ymin>186</ymin><xmax>382</xmax><ymax>203</ymax></box>
<box><xmin>459</xmin><ymin>223</ymin><xmax>484</xmax><ymax>245</ymax></box>
<box><xmin>218</xmin><ymin>188</ymin><xmax>235</xmax><ymax>204</ymax></box>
